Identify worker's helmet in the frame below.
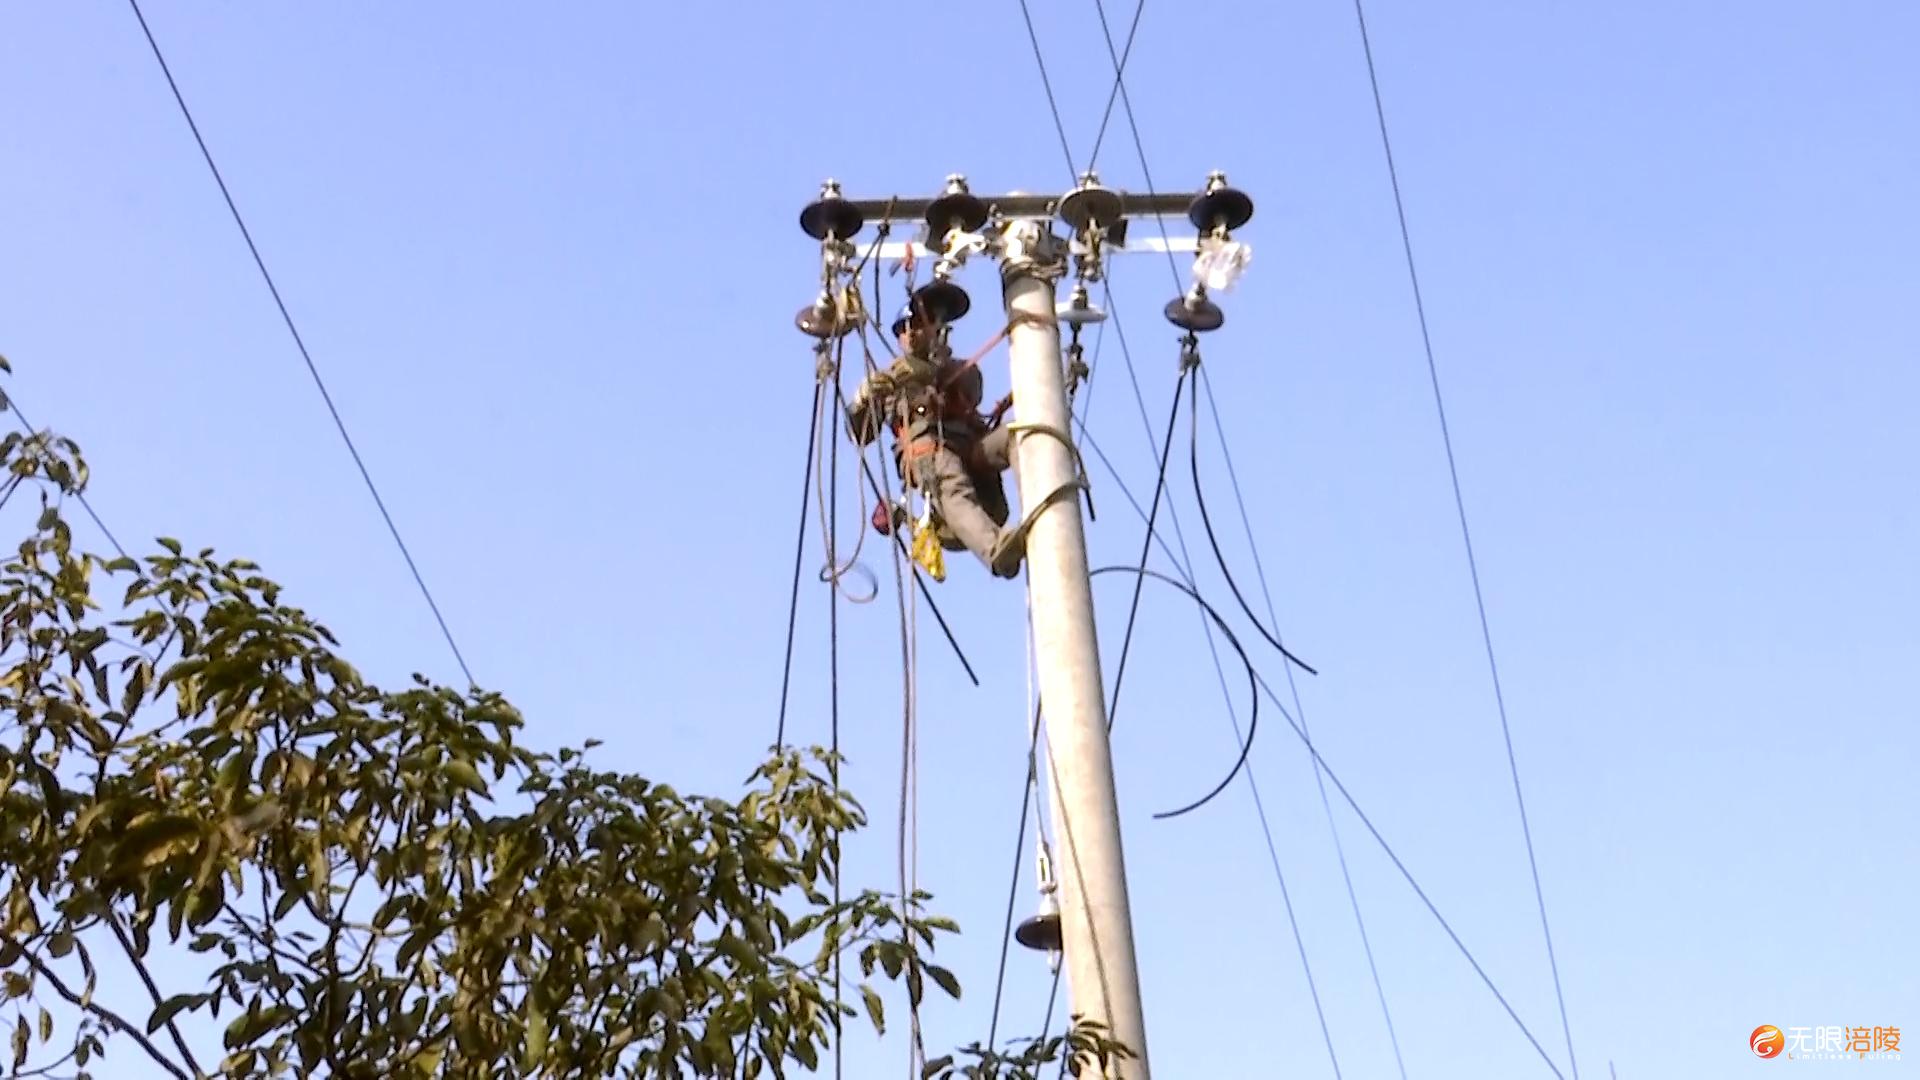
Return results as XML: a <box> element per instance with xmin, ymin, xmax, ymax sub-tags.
<box><xmin>892</xmin><ymin>295</ymin><xmax>949</xmax><ymax>338</ymax></box>
<box><xmin>891</xmin><ymin>302</ymin><xmax>921</xmax><ymax>338</ymax></box>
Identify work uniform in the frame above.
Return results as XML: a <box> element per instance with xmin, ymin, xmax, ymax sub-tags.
<box><xmin>847</xmin><ymin>340</ymin><xmax>1022</xmax><ymax>578</ymax></box>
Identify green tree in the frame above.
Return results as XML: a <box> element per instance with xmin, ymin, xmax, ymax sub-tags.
<box><xmin>0</xmin><ymin>364</ymin><xmax>1129</xmax><ymax>1078</ymax></box>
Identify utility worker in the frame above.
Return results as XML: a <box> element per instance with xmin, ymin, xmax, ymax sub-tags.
<box><xmin>847</xmin><ymin>303</ymin><xmax>1024</xmax><ymax>578</ymax></box>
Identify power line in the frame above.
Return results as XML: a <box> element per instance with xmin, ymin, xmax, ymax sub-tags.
<box><xmin>983</xmin><ymin>697</ymin><xmax>1047</xmax><ymax>1053</ymax></box>
<box><xmin>1199</xmin><ymin>367</ymin><xmax>1409</xmax><ymax>1079</ymax></box>
<box><xmin>3</xmin><ymin>395</ymin><xmax>130</xmax><ymax>561</ymax></box>
<box><xmin>1071</xmin><ymin>417</ymin><xmax>1568</xmax><ymax>1078</ymax></box>
<box><xmin>1345</xmin><ymin>1</ymin><xmax>1578</xmax><ymax>1075</ymax></box>
<box><xmin>1083</xmin><ymin>0</ymin><xmax>1149</xmax><ymax>176</ymax></box>
<box><xmin>774</xmin><ymin>376</ymin><xmax>825</xmax><ymax>749</ymax></box>
<box><xmin>1085</xmin><ymin>1</ymin><xmax>1184</xmax><ymax>291</ymax></box>
<box><xmin>1014</xmin><ymin>0</ymin><xmax>1080</xmax><ymax>181</ymax></box>
<box><xmin>123</xmin><ymin>0</ymin><xmax>474</xmax><ymax>687</ymax></box>
<box><xmin>1099</xmin><ymin>298</ymin><xmax>1343</xmax><ymax>1073</ymax></box>
<box><xmin>1081</xmin><ymin>9</ymin><xmax>1406</xmax><ymax>1070</ymax></box>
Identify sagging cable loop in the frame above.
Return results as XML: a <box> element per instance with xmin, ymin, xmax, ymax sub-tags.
<box><xmin>1089</xmin><ymin>565</ymin><xmax>1260</xmax><ymax>820</ymax></box>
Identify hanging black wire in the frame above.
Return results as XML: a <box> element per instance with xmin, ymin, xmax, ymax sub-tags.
<box><xmin>1186</xmin><ymin>372</ymin><xmax>1318</xmax><ymax>676</ymax></box>
<box><xmin>1102</xmin><ymin>363</ymin><xmax>1189</xmax><ymax>733</ymax></box>
<box><xmin>837</xmin><ymin>377</ymin><xmax>981</xmax><ymax>688</ymax></box>
<box><xmin>1090</xmin><ymin>566</ymin><xmax>1257</xmax><ymax>820</ymax></box>
<box><xmin>1347</xmin><ymin>0</ymin><xmax>1578</xmax><ymax>1072</ymax></box>
<box><xmin>774</xmin><ymin>375</ymin><xmax>826</xmax><ymax>748</ymax></box>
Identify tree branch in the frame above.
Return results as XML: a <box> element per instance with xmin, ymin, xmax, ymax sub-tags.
<box><xmin>16</xmin><ymin>944</ymin><xmax>190</xmax><ymax>1080</ymax></box>
<box><xmin>107</xmin><ymin>913</ymin><xmax>205</xmax><ymax>1077</ymax></box>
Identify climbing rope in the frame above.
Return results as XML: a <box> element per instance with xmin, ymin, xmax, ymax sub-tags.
<box><xmin>813</xmin><ymin>337</ymin><xmax>880</xmax><ymax>604</ymax></box>
<box><xmin>883</xmin><ymin>457</ymin><xmax>927</xmax><ymax>1078</ymax></box>
<box><xmin>1003</xmin><ymin>419</ymin><xmax>1096</xmax><ymax>532</ymax></box>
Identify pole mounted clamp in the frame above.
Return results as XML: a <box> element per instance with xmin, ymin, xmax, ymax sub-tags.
<box><xmin>997</xmin><ymin>219</ymin><xmax>1068</xmax><ymax>286</ymax></box>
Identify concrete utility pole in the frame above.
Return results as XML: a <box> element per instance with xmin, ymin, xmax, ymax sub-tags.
<box><xmin>794</xmin><ymin>172</ymin><xmax>1254</xmax><ymax>1080</ymax></box>
<box><xmin>998</xmin><ymin>215</ymin><xmax>1153</xmax><ymax>1077</ymax></box>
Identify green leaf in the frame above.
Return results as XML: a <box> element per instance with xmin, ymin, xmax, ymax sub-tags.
<box><xmin>860</xmin><ymin>985</ymin><xmax>886</xmax><ymax>1035</ymax></box>
<box><xmin>442</xmin><ymin>759</ymin><xmax>486</xmax><ymax>797</ymax></box>
<box><xmin>120</xmin><ymin>658</ymin><xmax>151</xmax><ymax>716</ymax></box>
<box><xmin>716</xmin><ymin>932</ymin><xmax>759</xmax><ymax>973</ymax></box>
<box><xmin>636</xmin><ymin>911</ymin><xmax>666</xmax><ymax>956</ymax></box>
<box><xmin>927</xmin><ymin>963</ymin><xmax>961</xmax><ymax>1000</ymax></box>
<box><xmin>147</xmin><ymin>993</ymin><xmax>198</xmax><ymax>1035</ymax></box>
<box><xmin>395</xmin><ymin>925</ymin><xmax>436</xmax><ymax>971</ymax></box>
<box><xmin>521</xmin><ymin>1002</ymin><xmax>549</xmax><ymax>1071</ymax></box>
<box><xmin>110</xmin><ymin>815</ymin><xmax>200</xmax><ymax>876</ymax></box>
<box><xmin>922</xmin><ymin>1055</ymin><xmax>954</xmax><ymax>1079</ymax></box>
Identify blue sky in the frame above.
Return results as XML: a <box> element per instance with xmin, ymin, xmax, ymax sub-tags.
<box><xmin>3</xmin><ymin>1</ymin><xmax>1916</xmax><ymax>1077</ymax></box>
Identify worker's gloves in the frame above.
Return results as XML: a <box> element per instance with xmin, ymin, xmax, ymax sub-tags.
<box><xmin>892</xmin><ymin>352</ymin><xmax>940</xmax><ymax>385</ymax></box>
<box><xmin>860</xmin><ymin>355</ymin><xmax>936</xmax><ymax>401</ymax></box>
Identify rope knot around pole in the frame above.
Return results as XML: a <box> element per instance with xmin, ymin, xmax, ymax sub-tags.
<box><xmin>1178</xmin><ymin>332</ymin><xmax>1201</xmax><ymax>372</ymax></box>
<box><xmin>1005</xmin><ymin>420</ymin><xmax>1096</xmax><ymax>524</ymax></box>
<box><xmin>1007</xmin><ymin>308</ymin><xmax>1060</xmax><ymax>333</ymax></box>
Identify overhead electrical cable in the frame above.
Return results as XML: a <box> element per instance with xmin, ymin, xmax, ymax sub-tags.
<box><xmin>1073</xmin><ymin>417</ymin><xmax>1569</xmax><ymax>1078</ymax></box>
<box><xmin>1345</xmin><ymin>1</ymin><xmax>1578</xmax><ymax>1073</ymax></box>
<box><xmin>1084</xmin><ymin>2</ymin><xmax>1184</xmax><ymax>291</ymax></box>
<box><xmin>1186</xmin><ymin>373</ymin><xmax>1316</xmax><ymax>674</ymax></box>
<box><xmin>1013</xmin><ymin>0</ymin><xmax>1081</xmax><ymax>179</ymax></box>
<box><xmin>1201</xmin><ymin>367</ymin><xmax>1409</xmax><ymax>1080</ymax></box>
<box><xmin>1082</xmin><ymin>0</ymin><xmax>1150</xmax><ymax>177</ymax></box>
<box><xmin>1099</xmin><ymin>359</ymin><xmax>1190</xmax><ymax>734</ymax></box>
<box><xmin>3</xmin><ymin>395</ymin><xmax>129</xmax><ymax>561</ymax></box>
<box><xmin>1099</xmin><ymin>298</ymin><xmax>1342</xmax><ymax>1073</ymax></box>
<box><xmin>124</xmin><ymin>0</ymin><xmax>473</xmax><ymax>686</ymax></box>
<box><xmin>1080</xmin><ymin>10</ymin><xmax>1406</xmax><ymax>1069</ymax></box>
<box><xmin>774</xmin><ymin>377</ymin><xmax>826</xmax><ymax>749</ymax></box>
